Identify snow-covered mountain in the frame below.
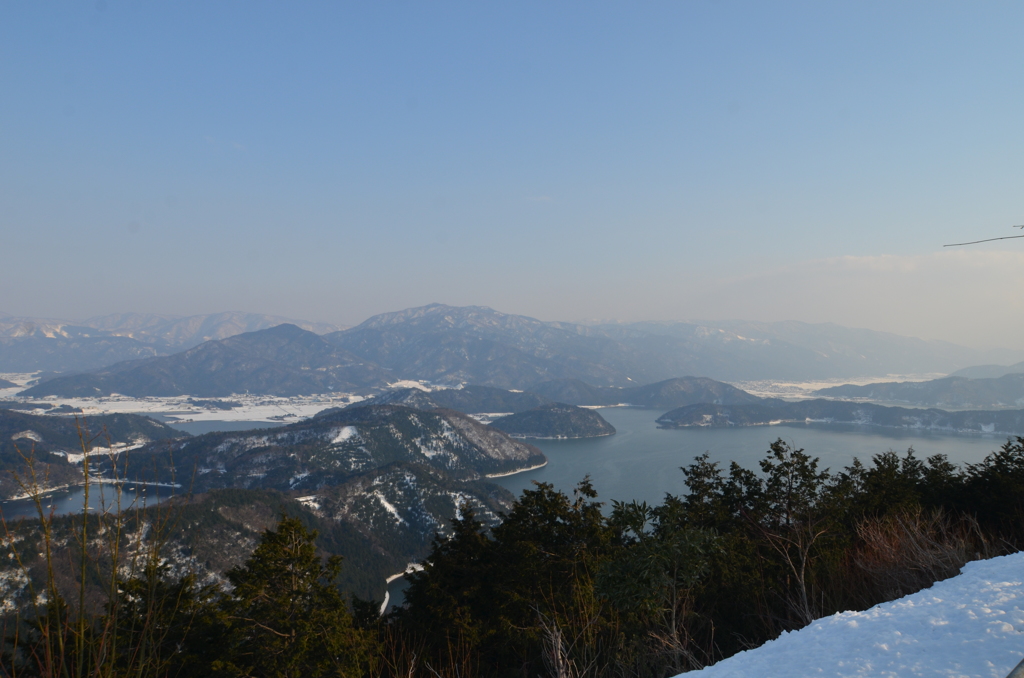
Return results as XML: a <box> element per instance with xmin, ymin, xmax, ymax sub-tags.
<box><xmin>8</xmin><ymin>303</ymin><xmax>1024</xmax><ymax>388</ymax></box>
<box><xmin>328</xmin><ymin>304</ymin><xmax>1024</xmax><ymax>385</ymax></box>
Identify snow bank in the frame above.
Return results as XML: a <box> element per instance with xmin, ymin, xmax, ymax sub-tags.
<box><xmin>682</xmin><ymin>552</ymin><xmax>1024</xmax><ymax>678</ymax></box>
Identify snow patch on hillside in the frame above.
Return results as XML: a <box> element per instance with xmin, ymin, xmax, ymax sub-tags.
<box><xmin>681</xmin><ymin>551</ymin><xmax>1024</xmax><ymax>678</ymax></box>
<box><xmin>372</xmin><ymin>491</ymin><xmax>406</xmax><ymax>525</ymax></box>
<box><xmin>330</xmin><ymin>426</ymin><xmax>358</xmax><ymax>444</ymax></box>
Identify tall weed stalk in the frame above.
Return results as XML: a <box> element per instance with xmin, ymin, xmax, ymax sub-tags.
<box><xmin>1</xmin><ymin>417</ymin><xmax>188</xmax><ymax>678</ymax></box>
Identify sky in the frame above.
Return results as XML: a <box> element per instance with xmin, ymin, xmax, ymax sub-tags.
<box><xmin>2</xmin><ymin>2</ymin><xmax>1024</xmax><ymax>348</ymax></box>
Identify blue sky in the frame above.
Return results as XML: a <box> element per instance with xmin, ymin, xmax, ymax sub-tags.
<box><xmin>3</xmin><ymin>2</ymin><xmax>1024</xmax><ymax>346</ymax></box>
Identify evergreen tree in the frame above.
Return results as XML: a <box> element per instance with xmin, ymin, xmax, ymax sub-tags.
<box><xmin>109</xmin><ymin>562</ymin><xmax>226</xmax><ymax>677</ymax></box>
<box><xmin>214</xmin><ymin>515</ymin><xmax>374</xmax><ymax>678</ymax></box>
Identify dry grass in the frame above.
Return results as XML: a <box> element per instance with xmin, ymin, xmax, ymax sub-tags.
<box><xmin>854</xmin><ymin>507</ymin><xmax>998</xmax><ymax>601</ymax></box>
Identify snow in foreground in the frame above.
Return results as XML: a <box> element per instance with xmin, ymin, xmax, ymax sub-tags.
<box><xmin>681</xmin><ymin>551</ymin><xmax>1024</xmax><ymax>678</ymax></box>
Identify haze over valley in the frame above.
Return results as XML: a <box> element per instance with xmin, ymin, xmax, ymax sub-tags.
<box><xmin>5</xmin><ymin>4</ymin><xmax>1024</xmax><ymax>675</ymax></box>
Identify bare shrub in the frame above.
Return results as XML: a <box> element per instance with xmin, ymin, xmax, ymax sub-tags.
<box><xmin>854</xmin><ymin>507</ymin><xmax>998</xmax><ymax>601</ymax></box>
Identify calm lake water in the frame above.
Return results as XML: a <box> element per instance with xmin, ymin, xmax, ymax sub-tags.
<box><xmin>490</xmin><ymin>407</ymin><xmax>1011</xmax><ymax>507</ymax></box>
<box><xmin>0</xmin><ymin>483</ymin><xmax>178</xmax><ymax>521</ymax></box>
<box><xmin>386</xmin><ymin>407</ymin><xmax>1011</xmax><ymax>609</ymax></box>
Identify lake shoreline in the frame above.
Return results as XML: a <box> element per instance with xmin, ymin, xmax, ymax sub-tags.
<box><xmin>485</xmin><ymin>461</ymin><xmax>548</xmax><ymax>478</ymax></box>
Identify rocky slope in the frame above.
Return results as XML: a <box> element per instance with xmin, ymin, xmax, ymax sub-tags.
<box><xmin>117</xmin><ymin>404</ymin><xmax>545</xmax><ymax>492</ymax></box>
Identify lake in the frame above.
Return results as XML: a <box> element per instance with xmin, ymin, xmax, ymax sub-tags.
<box><xmin>0</xmin><ymin>482</ymin><xmax>178</xmax><ymax>522</ymax></box>
<box><xmin>384</xmin><ymin>407</ymin><xmax>1011</xmax><ymax>610</ymax></box>
<box><xmin>490</xmin><ymin>407</ymin><xmax>1011</xmax><ymax>507</ymax></box>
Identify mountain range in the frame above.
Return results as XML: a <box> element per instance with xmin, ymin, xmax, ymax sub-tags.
<box><xmin>0</xmin><ymin>403</ymin><xmax>541</xmax><ymax>598</ymax></box>
<box><xmin>14</xmin><ymin>304</ymin><xmax>1024</xmax><ymax>398</ymax></box>
<box><xmin>21</xmin><ymin>324</ymin><xmax>392</xmax><ymax>397</ymax></box>
<box><xmin>325</xmin><ymin>305</ymin><xmax>1024</xmax><ymax>386</ymax></box>
<box><xmin>0</xmin><ymin>311</ymin><xmax>343</xmax><ymax>373</ymax></box>
<box><xmin>949</xmin><ymin>361</ymin><xmax>1024</xmax><ymax>380</ymax></box>
<box><xmin>815</xmin><ymin>373</ymin><xmax>1024</xmax><ymax>410</ymax></box>
<box><xmin>528</xmin><ymin>376</ymin><xmax>764</xmax><ymax>408</ymax></box>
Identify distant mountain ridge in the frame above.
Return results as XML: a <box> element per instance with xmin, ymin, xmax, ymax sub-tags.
<box><xmin>528</xmin><ymin>377</ymin><xmax>764</xmax><ymax>408</ymax></box>
<box><xmin>0</xmin><ymin>311</ymin><xmax>343</xmax><ymax>373</ymax></box>
<box><xmin>21</xmin><ymin>324</ymin><xmax>392</xmax><ymax>397</ymax></box>
<box><xmin>325</xmin><ymin>304</ymin><xmax>1024</xmax><ymax>385</ymax></box>
<box><xmin>949</xmin><ymin>361</ymin><xmax>1024</xmax><ymax>380</ymax></box>
<box><xmin>0</xmin><ymin>311</ymin><xmax>342</xmax><ymax>346</ymax></box>
<box><xmin>10</xmin><ymin>304</ymin><xmax>1024</xmax><ymax>395</ymax></box>
<box><xmin>816</xmin><ymin>373</ymin><xmax>1024</xmax><ymax>409</ymax></box>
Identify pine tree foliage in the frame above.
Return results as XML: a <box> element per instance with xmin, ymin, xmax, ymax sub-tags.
<box><xmin>214</xmin><ymin>516</ymin><xmax>374</xmax><ymax>678</ymax></box>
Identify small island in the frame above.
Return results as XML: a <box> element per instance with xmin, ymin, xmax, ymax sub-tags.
<box><xmin>489</xmin><ymin>403</ymin><xmax>616</xmax><ymax>439</ymax></box>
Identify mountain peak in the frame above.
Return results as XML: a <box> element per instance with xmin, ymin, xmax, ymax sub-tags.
<box><xmin>354</xmin><ymin>304</ymin><xmax>508</xmax><ymax>330</ymax></box>
<box><xmin>256</xmin><ymin>323</ymin><xmax>311</xmax><ymax>338</ymax></box>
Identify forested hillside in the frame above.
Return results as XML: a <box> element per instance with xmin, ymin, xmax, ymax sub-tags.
<box><xmin>4</xmin><ymin>433</ymin><xmax>1022</xmax><ymax>677</ymax></box>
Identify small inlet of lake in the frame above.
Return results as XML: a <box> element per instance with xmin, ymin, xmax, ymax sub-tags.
<box><xmin>0</xmin><ymin>483</ymin><xmax>178</xmax><ymax>522</ymax></box>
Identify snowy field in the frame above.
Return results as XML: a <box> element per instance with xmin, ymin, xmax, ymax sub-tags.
<box><xmin>1</xmin><ymin>372</ymin><xmax>953</xmax><ymax>417</ymax></box>
<box><xmin>0</xmin><ymin>372</ymin><xmax>364</xmax><ymax>425</ymax></box>
<box><xmin>729</xmin><ymin>374</ymin><xmax>947</xmax><ymax>401</ymax></box>
<box><xmin>681</xmin><ymin>552</ymin><xmax>1024</xmax><ymax>678</ymax></box>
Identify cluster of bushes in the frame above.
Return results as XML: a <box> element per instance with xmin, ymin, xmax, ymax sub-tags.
<box><xmin>384</xmin><ymin>438</ymin><xmax>1022</xmax><ymax>677</ymax></box>
<box><xmin>3</xmin><ymin>437</ymin><xmax>1024</xmax><ymax>677</ymax></box>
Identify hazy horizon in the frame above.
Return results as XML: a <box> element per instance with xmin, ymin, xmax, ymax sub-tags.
<box><xmin>4</xmin><ymin>3</ymin><xmax>1024</xmax><ymax>350</ymax></box>
<box><xmin>3</xmin><ymin>300</ymin><xmax>1022</xmax><ymax>354</ymax></box>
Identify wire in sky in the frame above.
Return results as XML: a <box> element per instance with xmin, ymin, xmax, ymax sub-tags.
<box><xmin>944</xmin><ymin>226</ymin><xmax>1024</xmax><ymax>247</ymax></box>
